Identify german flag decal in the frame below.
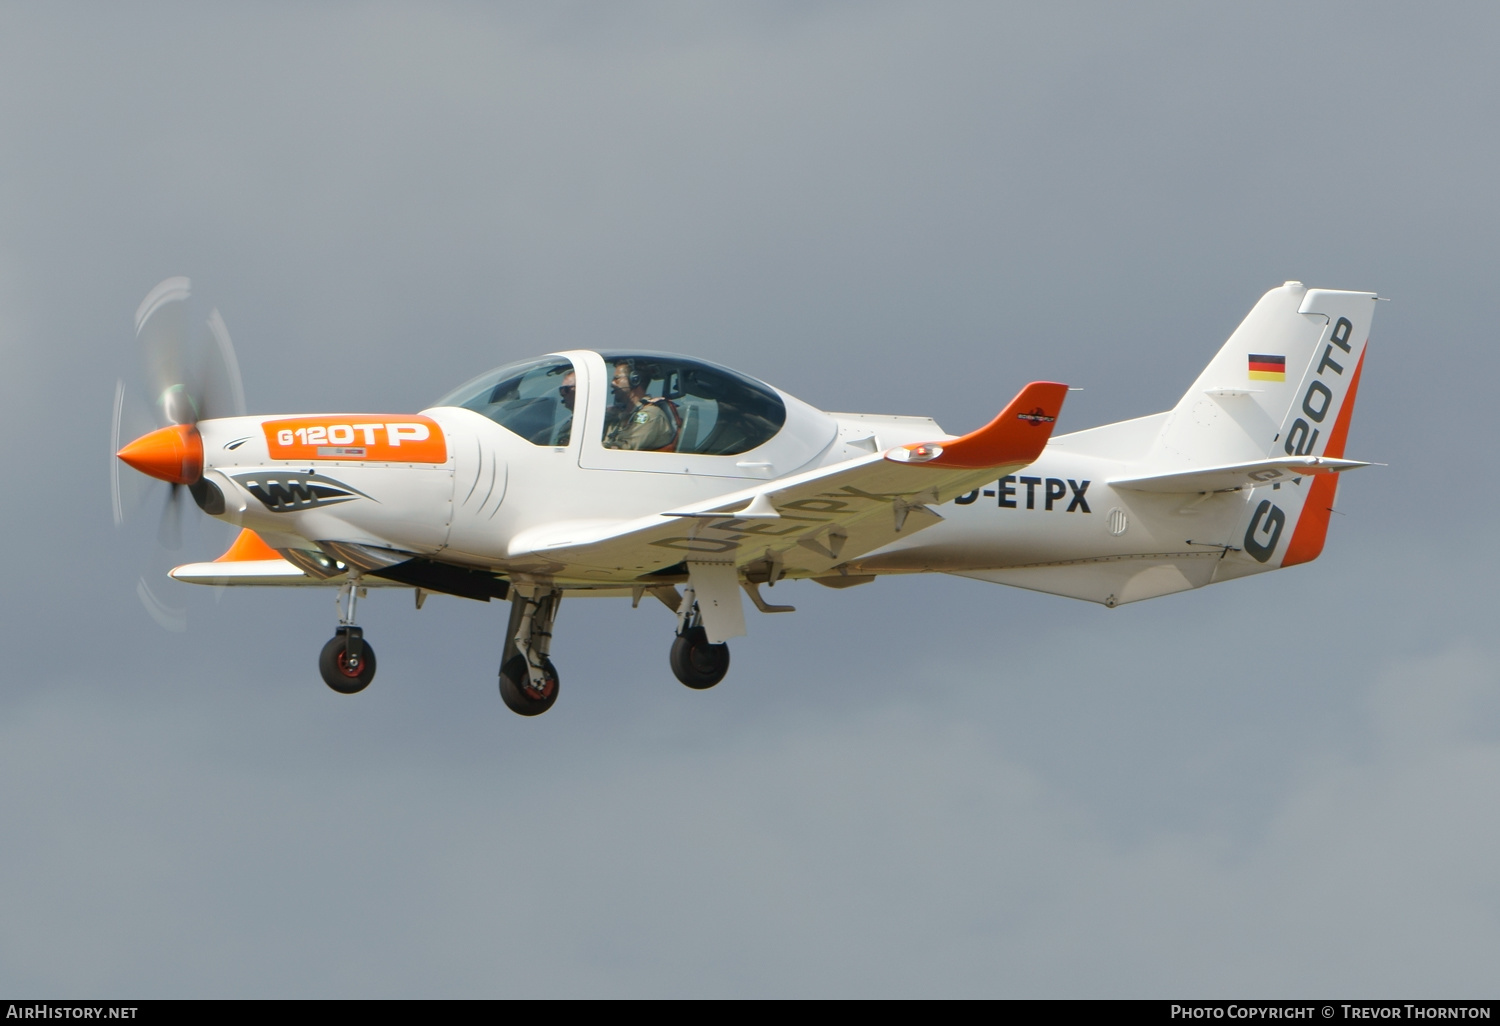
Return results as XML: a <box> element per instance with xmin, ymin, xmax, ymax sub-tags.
<box><xmin>1248</xmin><ymin>354</ymin><xmax>1286</xmax><ymax>381</ymax></box>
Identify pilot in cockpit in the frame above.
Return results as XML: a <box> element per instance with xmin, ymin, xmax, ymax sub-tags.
<box><xmin>603</xmin><ymin>360</ymin><xmax>679</xmax><ymax>451</ymax></box>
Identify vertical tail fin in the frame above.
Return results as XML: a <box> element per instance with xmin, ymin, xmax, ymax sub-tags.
<box><xmin>1151</xmin><ymin>281</ymin><xmax>1376</xmax><ymax>468</ymax></box>
<box><xmin>1205</xmin><ymin>283</ymin><xmax>1377</xmax><ymax>573</ymax></box>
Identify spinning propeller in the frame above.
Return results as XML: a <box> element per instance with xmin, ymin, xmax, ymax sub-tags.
<box><xmin>112</xmin><ymin>277</ymin><xmax>246</xmax><ymax>628</ymax></box>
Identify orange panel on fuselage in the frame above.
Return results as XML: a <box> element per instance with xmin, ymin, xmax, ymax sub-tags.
<box><xmin>261</xmin><ymin>415</ymin><xmax>448</xmax><ymax>464</ymax></box>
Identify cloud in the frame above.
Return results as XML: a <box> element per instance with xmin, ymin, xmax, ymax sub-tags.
<box><xmin>2</xmin><ymin>1</ymin><xmax>1498</xmax><ymax>997</ymax></box>
<box><xmin>1</xmin><ymin>638</ymin><xmax>1495</xmax><ymax>997</ymax></box>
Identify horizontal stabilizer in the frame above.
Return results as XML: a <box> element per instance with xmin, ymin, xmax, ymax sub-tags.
<box><xmin>1110</xmin><ymin>456</ymin><xmax>1371</xmax><ymax>494</ymax></box>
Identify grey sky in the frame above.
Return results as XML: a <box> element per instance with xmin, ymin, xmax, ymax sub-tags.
<box><xmin>1</xmin><ymin>1</ymin><xmax>1497</xmax><ymax>997</ymax></box>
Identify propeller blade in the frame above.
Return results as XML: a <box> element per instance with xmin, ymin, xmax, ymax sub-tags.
<box><xmin>111</xmin><ymin>379</ymin><xmax>156</xmax><ymax>526</ymax></box>
<box><xmin>136</xmin><ymin>276</ymin><xmax>199</xmax><ymax>425</ymax></box>
<box><xmin>120</xmin><ymin>278</ymin><xmax>251</xmax><ymax>631</ymax></box>
<box><xmin>136</xmin><ymin>577</ymin><xmax>187</xmax><ymax>633</ymax></box>
<box><xmin>199</xmin><ymin>308</ymin><xmax>246</xmax><ymax>421</ymax></box>
<box><xmin>111</xmin><ymin>380</ymin><xmax>126</xmax><ymax>527</ymax></box>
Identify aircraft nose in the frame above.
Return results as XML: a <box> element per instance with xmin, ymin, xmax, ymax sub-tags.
<box><xmin>116</xmin><ymin>423</ymin><xmax>203</xmax><ymax>485</ymax></box>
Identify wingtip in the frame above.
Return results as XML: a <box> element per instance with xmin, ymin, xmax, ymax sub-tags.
<box><xmin>889</xmin><ymin>380</ymin><xmax>1068</xmax><ymax>470</ymax></box>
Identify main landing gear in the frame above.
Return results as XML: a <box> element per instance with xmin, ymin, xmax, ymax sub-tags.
<box><xmin>313</xmin><ymin>578</ymin><xmax>735</xmax><ymax>710</ymax></box>
<box><xmin>499</xmin><ymin>587</ymin><xmax>562</xmax><ymax>716</ymax></box>
<box><xmin>670</xmin><ymin>589</ymin><xmax>730</xmax><ymax>690</ymax></box>
<box><xmin>320</xmin><ymin>578</ymin><xmax>376</xmax><ymax>694</ymax></box>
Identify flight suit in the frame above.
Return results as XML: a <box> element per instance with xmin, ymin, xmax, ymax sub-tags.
<box><xmin>604</xmin><ymin>397</ymin><xmax>677</xmax><ymax>451</ymax></box>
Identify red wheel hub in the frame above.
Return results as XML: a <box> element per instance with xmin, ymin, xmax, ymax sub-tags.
<box><xmin>522</xmin><ymin>676</ymin><xmax>555</xmax><ymax>700</ymax></box>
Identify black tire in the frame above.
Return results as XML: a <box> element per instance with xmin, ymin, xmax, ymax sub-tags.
<box><xmin>319</xmin><ymin>634</ymin><xmax>376</xmax><ymax>694</ymax></box>
<box><xmin>670</xmin><ymin>626</ymin><xmax>730</xmax><ymax>689</ymax></box>
<box><xmin>499</xmin><ymin>653</ymin><xmax>559</xmax><ymax>716</ymax></box>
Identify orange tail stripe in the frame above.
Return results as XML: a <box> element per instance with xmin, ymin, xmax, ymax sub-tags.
<box><xmin>1282</xmin><ymin>348</ymin><xmax>1366</xmax><ymax>567</ymax></box>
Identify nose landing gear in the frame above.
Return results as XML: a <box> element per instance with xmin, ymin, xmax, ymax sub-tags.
<box><xmin>319</xmin><ymin>578</ymin><xmax>376</xmax><ymax>694</ymax></box>
<box><xmin>499</xmin><ymin>586</ymin><xmax>562</xmax><ymax>716</ymax></box>
<box><xmin>670</xmin><ymin>590</ymin><xmax>730</xmax><ymax>689</ymax></box>
<box><xmin>320</xmin><ymin>627</ymin><xmax>376</xmax><ymax>693</ymax></box>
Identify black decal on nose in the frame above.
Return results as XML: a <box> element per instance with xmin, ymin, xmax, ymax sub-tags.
<box><xmin>954</xmin><ymin>489</ymin><xmax>979</xmax><ymax>505</ymax></box>
<box><xmin>1303</xmin><ymin>380</ymin><xmax>1333</xmax><ymax>423</ymax></box>
<box><xmin>1330</xmin><ymin>316</ymin><xmax>1354</xmax><ymax>353</ymax></box>
<box><xmin>1019</xmin><ymin>477</ymin><xmax>1042</xmax><ymax>509</ymax></box>
<box><xmin>1044</xmin><ymin>478</ymin><xmax>1067</xmax><ymax>510</ymax></box>
<box><xmin>1066</xmin><ymin>479</ymin><xmax>1091</xmax><ymax>513</ymax></box>
<box><xmin>1243</xmin><ymin>500</ymin><xmax>1286</xmax><ymax>563</ymax></box>
<box><xmin>232</xmin><ymin>471</ymin><xmax>370</xmax><ymax>513</ymax></box>
<box><xmin>998</xmin><ymin>476</ymin><xmax>1018</xmax><ymax>509</ymax></box>
<box><xmin>1284</xmin><ymin>419</ymin><xmax>1321</xmax><ymax>456</ymax></box>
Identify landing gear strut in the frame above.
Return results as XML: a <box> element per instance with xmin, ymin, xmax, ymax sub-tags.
<box><xmin>670</xmin><ymin>587</ymin><xmax>730</xmax><ymax>689</ymax></box>
<box><xmin>499</xmin><ymin>586</ymin><xmax>562</xmax><ymax>716</ymax></box>
<box><xmin>320</xmin><ymin>578</ymin><xmax>375</xmax><ymax>694</ymax></box>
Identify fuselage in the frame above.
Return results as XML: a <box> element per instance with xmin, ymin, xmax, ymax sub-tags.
<box><xmin>185</xmin><ymin>346</ymin><xmax>1261</xmax><ymax>603</ymax></box>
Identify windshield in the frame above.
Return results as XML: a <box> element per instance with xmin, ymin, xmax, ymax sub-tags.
<box><xmin>436</xmin><ymin>357</ymin><xmax>575</xmax><ymax>446</ymax></box>
<box><xmin>598</xmin><ymin>352</ymin><xmax>786</xmax><ymax>455</ymax></box>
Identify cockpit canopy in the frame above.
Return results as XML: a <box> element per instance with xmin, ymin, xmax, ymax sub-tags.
<box><xmin>438</xmin><ymin>357</ymin><xmax>577</xmax><ymax>447</ymax></box>
<box><xmin>437</xmin><ymin>352</ymin><xmax>788</xmax><ymax>456</ymax></box>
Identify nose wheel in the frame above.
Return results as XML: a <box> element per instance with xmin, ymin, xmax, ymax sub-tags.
<box><xmin>320</xmin><ymin>626</ymin><xmax>376</xmax><ymax>694</ymax></box>
<box><xmin>320</xmin><ymin>579</ymin><xmax>376</xmax><ymax>694</ymax></box>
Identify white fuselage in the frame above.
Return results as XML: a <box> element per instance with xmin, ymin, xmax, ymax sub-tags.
<box><xmin>189</xmin><ymin>280</ymin><xmax>1376</xmax><ymax>611</ymax></box>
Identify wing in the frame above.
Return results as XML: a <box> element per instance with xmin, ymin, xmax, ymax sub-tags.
<box><xmin>510</xmin><ymin>381</ymin><xmax>1069</xmax><ymax>582</ymax></box>
<box><xmin>170</xmin><ymin>529</ymin><xmax>505</xmax><ymax>601</ymax></box>
<box><xmin>171</xmin><ymin>528</ymin><xmax>416</xmax><ymax>588</ymax></box>
<box><xmin>169</xmin><ymin>528</ymin><xmax>326</xmax><ymax>586</ymax></box>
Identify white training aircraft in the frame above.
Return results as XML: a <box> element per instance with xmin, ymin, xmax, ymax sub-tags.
<box><xmin>114</xmin><ymin>279</ymin><xmax>1375</xmax><ymax>715</ymax></box>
